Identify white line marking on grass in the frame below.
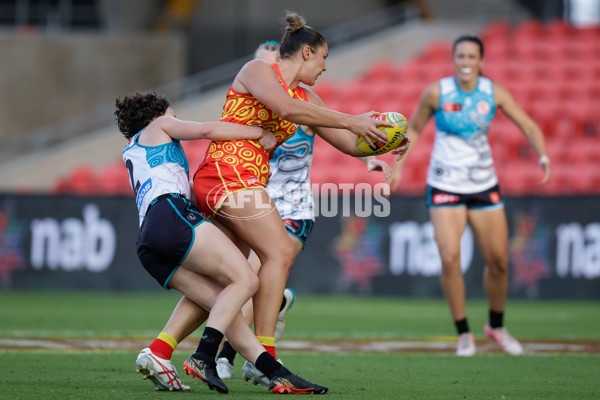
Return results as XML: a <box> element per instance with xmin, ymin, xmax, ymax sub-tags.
<box><xmin>1</xmin><ymin>337</ymin><xmax>598</xmax><ymax>354</ymax></box>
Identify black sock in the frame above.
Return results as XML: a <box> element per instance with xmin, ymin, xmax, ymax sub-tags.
<box><xmin>255</xmin><ymin>352</ymin><xmax>291</xmax><ymax>380</ymax></box>
<box><xmin>217</xmin><ymin>341</ymin><xmax>237</xmax><ymax>364</ymax></box>
<box><xmin>455</xmin><ymin>318</ymin><xmax>470</xmax><ymax>335</ymax></box>
<box><xmin>193</xmin><ymin>326</ymin><xmax>224</xmax><ymax>362</ymax></box>
<box><xmin>279</xmin><ymin>295</ymin><xmax>286</xmax><ymax>312</ymax></box>
<box><xmin>489</xmin><ymin>310</ymin><xmax>504</xmax><ymax>329</ymax></box>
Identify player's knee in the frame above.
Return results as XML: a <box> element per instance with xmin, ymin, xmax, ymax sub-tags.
<box><xmin>269</xmin><ymin>239</ymin><xmax>296</xmax><ymax>272</ymax></box>
<box><xmin>487</xmin><ymin>258</ymin><xmax>508</xmax><ymax>275</ymax></box>
<box><xmin>235</xmin><ymin>263</ymin><xmax>259</xmax><ymax>293</ymax></box>
<box><xmin>440</xmin><ymin>251</ymin><xmax>461</xmax><ymax>272</ymax></box>
<box><xmin>280</xmin><ymin>240</ymin><xmax>297</xmax><ymax>271</ymax></box>
<box><xmin>245</xmin><ymin>271</ymin><xmax>260</xmax><ymax>296</ymax></box>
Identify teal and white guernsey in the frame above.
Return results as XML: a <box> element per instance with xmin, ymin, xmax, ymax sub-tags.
<box><xmin>122</xmin><ymin>131</ymin><xmax>191</xmax><ymax>226</ymax></box>
<box><xmin>267</xmin><ymin>126</ymin><xmax>315</xmax><ymax>220</ymax></box>
<box><xmin>428</xmin><ymin>76</ymin><xmax>498</xmax><ymax>193</ymax></box>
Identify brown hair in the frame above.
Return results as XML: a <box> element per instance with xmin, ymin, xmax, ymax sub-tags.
<box><xmin>114</xmin><ymin>92</ymin><xmax>170</xmax><ymax>139</ymax></box>
<box><xmin>279</xmin><ymin>11</ymin><xmax>326</xmax><ymax>60</ymax></box>
<box><xmin>452</xmin><ymin>34</ymin><xmax>484</xmax><ymax>58</ymax></box>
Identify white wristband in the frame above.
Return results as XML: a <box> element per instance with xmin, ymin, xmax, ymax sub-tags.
<box><xmin>539</xmin><ymin>155</ymin><xmax>550</xmax><ymax>166</ymax></box>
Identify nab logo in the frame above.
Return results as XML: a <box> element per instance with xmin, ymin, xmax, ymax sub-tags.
<box><xmin>30</xmin><ymin>204</ymin><xmax>116</xmax><ymax>272</ymax></box>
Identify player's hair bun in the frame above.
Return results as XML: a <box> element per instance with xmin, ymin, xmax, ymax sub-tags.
<box><xmin>285</xmin><ymin>12</ymin><xmax>306</xmax><ymax>32</ymax></box>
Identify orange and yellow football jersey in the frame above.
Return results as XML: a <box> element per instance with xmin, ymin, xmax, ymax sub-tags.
<box><xmin>194</xmin><ymin>64</ymin><xmax>308</xmax><ymax>215</ymax></box>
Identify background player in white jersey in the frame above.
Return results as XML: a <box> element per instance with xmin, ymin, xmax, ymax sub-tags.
<box><xmin>388</xmin><ymin>35</ymin><xmax>551</xmax><ymax>357</ymax></box>
<box><xmin>117</xmin><ymin>92</ymin><xmax>329</xmax><ymax>394</ymax></box>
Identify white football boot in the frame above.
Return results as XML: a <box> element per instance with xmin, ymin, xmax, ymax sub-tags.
<box><xmin>136</xmin><ymin>348</ymin><xmax>190</xmax><ymax>391</ymax></box>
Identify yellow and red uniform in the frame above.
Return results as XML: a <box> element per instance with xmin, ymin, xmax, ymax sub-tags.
<box><xmin>193</xmin><ymin>64</ymin><xmax>308</xmax><ymax>215</ymax></box>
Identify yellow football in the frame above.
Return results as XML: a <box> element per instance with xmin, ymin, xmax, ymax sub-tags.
<box><xmin>356</xmin><ymin>112</ymin><xmax>407</xmax><ymax>156</ymax></box>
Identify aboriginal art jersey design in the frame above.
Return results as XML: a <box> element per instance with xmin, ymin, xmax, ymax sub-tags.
<box><xmin>267</xmin><ymin>126</ymin><xmax>315</xmax><ymax>220</ymax></box>
<box><xmin>122</xmin><ymin>131</ymin><xmax>191</xmax><ymax>226</ymax></box>
<box><xmin>199</xmin><ymin>63</ymin><xmax>308</xmax><ymax>187</ymax></box>
<box><xmin>428</xmin><ymin>76</ymin><xmax>498</xmax><ymax>194</ymax></box>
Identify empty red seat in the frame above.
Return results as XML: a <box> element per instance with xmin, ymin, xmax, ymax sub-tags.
<box><xmin>338</xmin><ymin>81</ymin><xmax>372</xmax><ymax>106</ymax></box>
<box><xmin>540</xmin><ymin>166</ymin><xmax>573</xmax><ymax>195</ymax></box>
<box><xmin>98</xmin><ymin>163</ymin><xmax>132</xmax><ymax>196</ymax></box>
<box><xmin>566</xmin><ymin>137</ymin><xmax>600</xmax><ymax>165</ymax></box>
<box><xmin>570</xmin><ymin>164</ymin><xmax>600</xmax><ymax>194</ymax></box>
<box><xmin>497</xmin><ymin>161</ymin><xmax>543</xmax><ymax>195</ymax></box>
<box><xmin>399</xmin><ymin>60</ymin><xmax>429</xmax><ymax>82</ymax></box>
<box><xmin>513</xmin><ymin>19</ymin><xmax>544</xmax><ymax>40</ymax></box>
<box><xmin>574</xmin><ymin>24</ymin><xmax>600</xmax><ymax>40</ymax></box>
<box><xmin>421</xmin><ymin>41</ymin><xmax>452</xmax><ymax>63</ymax></box>
<box><xmin>481</xmin><ymin>20</ymin><xmax>510</xmax><ymax>42</ymax></box>
<box><xmin>545</xmin><ymin>141</ymin><xmax>568</xmax><ymax>165</ymax></box>
<box><xmin>527</xmin><ymin>99</ymin><xmax>561</xmax><ymax>136</ymax></box>
<box><xmin>482</xmin><ymin>63</ymin><xmax>507</xmax><ymax>82</ymax></box>
<box><xmin>544</xmin><ymin>19</ymin><xmax>574</xmax><ymax>40</ymax></box>
<box><xmin>56</xmin><ymin>165</ymin><xmax>98</xmax><ymax>195</ymax></box>
<box><xmin>314</xmin><ymin>81</ymin><xmax>339</xmax><ymax>104</ymax></box>
<box><xmin>362</xmin><ymin>61</ymin><xmax>397</xmax><ymax>84</ymax></box>
<box><xmin>489</xmin><ymin>119</ymin><xmax>527</xmax><ymax>160</ymax></box>
<box><xmin>484</xmin><ymin>41</ymin><xmax>510</xmax><ymax>64</ymax></box>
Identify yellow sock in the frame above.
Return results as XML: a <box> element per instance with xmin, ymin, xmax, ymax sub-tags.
<box><xmin>158</xmin><ymin>332</ymin><xmax>178</xmax><ymax>349</ymax></box>
<box><xmin>149</xmin><ymin>332</ymin><xmax>178</xmax><ymax>359</ymax></box>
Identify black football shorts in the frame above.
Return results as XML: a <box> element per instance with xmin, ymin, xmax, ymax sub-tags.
<box><xmin>137</xmin><ymin>193</ymin><xmax>208</xmax><ymax>289</ymax></box>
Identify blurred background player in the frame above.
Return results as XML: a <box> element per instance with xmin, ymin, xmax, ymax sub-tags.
<box><xmin>215</xmin><ymin>40</ymin><xmax>397</xmax><ymax>385</ymax></box>
<box><xmin>388</xmin><ymin>34</ymin><xmax>551</xmax><ymax>357</ymax></box>
<box><xmin>117</xmin><ymin>92</ymin><xmax>328</xmax><ymax>394</ymax></box>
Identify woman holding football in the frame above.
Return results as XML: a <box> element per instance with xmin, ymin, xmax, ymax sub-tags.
<box><xmin>388</xmin><ymin>34</ymin><xmax>551</xmax><ymax>357</ymax></box>
<box><xmin>192</xmin><ymin>11</ymin><xmax>397</xmax><ymax>379</ymax></box>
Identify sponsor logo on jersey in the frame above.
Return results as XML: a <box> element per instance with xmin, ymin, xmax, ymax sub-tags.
<box><xmin>136</xmin><ymin>179</ymin><xmax>152</xmax><ymax>210</ymax></box>
<box><xmin>432</xmin><ymin>193</ymin><xmax>461</xmax><ymax>205</ymax></box>
<box><xmin>442</xmin><ymin>102</ymin><xmax>462</xmax><ymax>112</ymax></box>
<box><xmin>477</xmin><ymin>100</ymin><xmax>491</xmax><ymax>115</ymax></box>
<box><xmin>489</xmin><ymin>191</ymin><xmax>501</xmax><ymax>204</ymax></box>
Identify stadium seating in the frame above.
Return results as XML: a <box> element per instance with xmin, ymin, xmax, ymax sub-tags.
<box><xmin>309</xmin><ymin>18</ymin><xmax>600</xmax><ymax>196</ymax></box>
<box><xmin>97</xmin><ymin>163</ymin><xmax>132</xmax><ymax>196</ymax></box>
<box><xmin>52</xmin><ymin>165</ymin><xmax>98</xmax><ymax>195</ymax></box>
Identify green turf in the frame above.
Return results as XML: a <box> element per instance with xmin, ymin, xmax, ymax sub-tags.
<box><xmin>0</xmin><ymin>351</ymin><xmax>598</xmax><ymax>399</ymax></box>
<box><xmin>0</xmin><ymin>291</ymin><xmax>599</xmax><ymax>340</ymax></box>
<box><xmin>1</xmin><ymin>291</ymin><xmax>599</xmax><ymax>399</ymax></box>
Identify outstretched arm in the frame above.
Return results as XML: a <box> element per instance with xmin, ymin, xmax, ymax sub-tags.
<box><xmin>388</xmin><ymin>82</ymin><xmax>438</xmax><ymax>191</ymax></box>
<box><xmin>495</xmin><ymin>83</ymin><xmax>551</xmax><ymax>185</ymax></box>
<box><xmin>157</xmin><ymin>116</ymin><xmax>271</xmax><ymax>142</ymax></box>
<box><xmin>304</xmin><ymin>88</ymin><xmax>382</xmax><ymax>157</ymax></box>
<box><xmin>143</xmin><ymin>116</ymin><xmax>277</xmax><ymax>151</ymax></box>
<box><xmin>235</xmin><ymin>60</ymin><xmax>391</xmax><ymax>146</ymax></box>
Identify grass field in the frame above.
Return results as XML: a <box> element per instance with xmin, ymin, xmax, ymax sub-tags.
<box><xmin>1</xmin><ymin>291</ymin><xmax>599</xmax><ymax>399</ymax></box>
